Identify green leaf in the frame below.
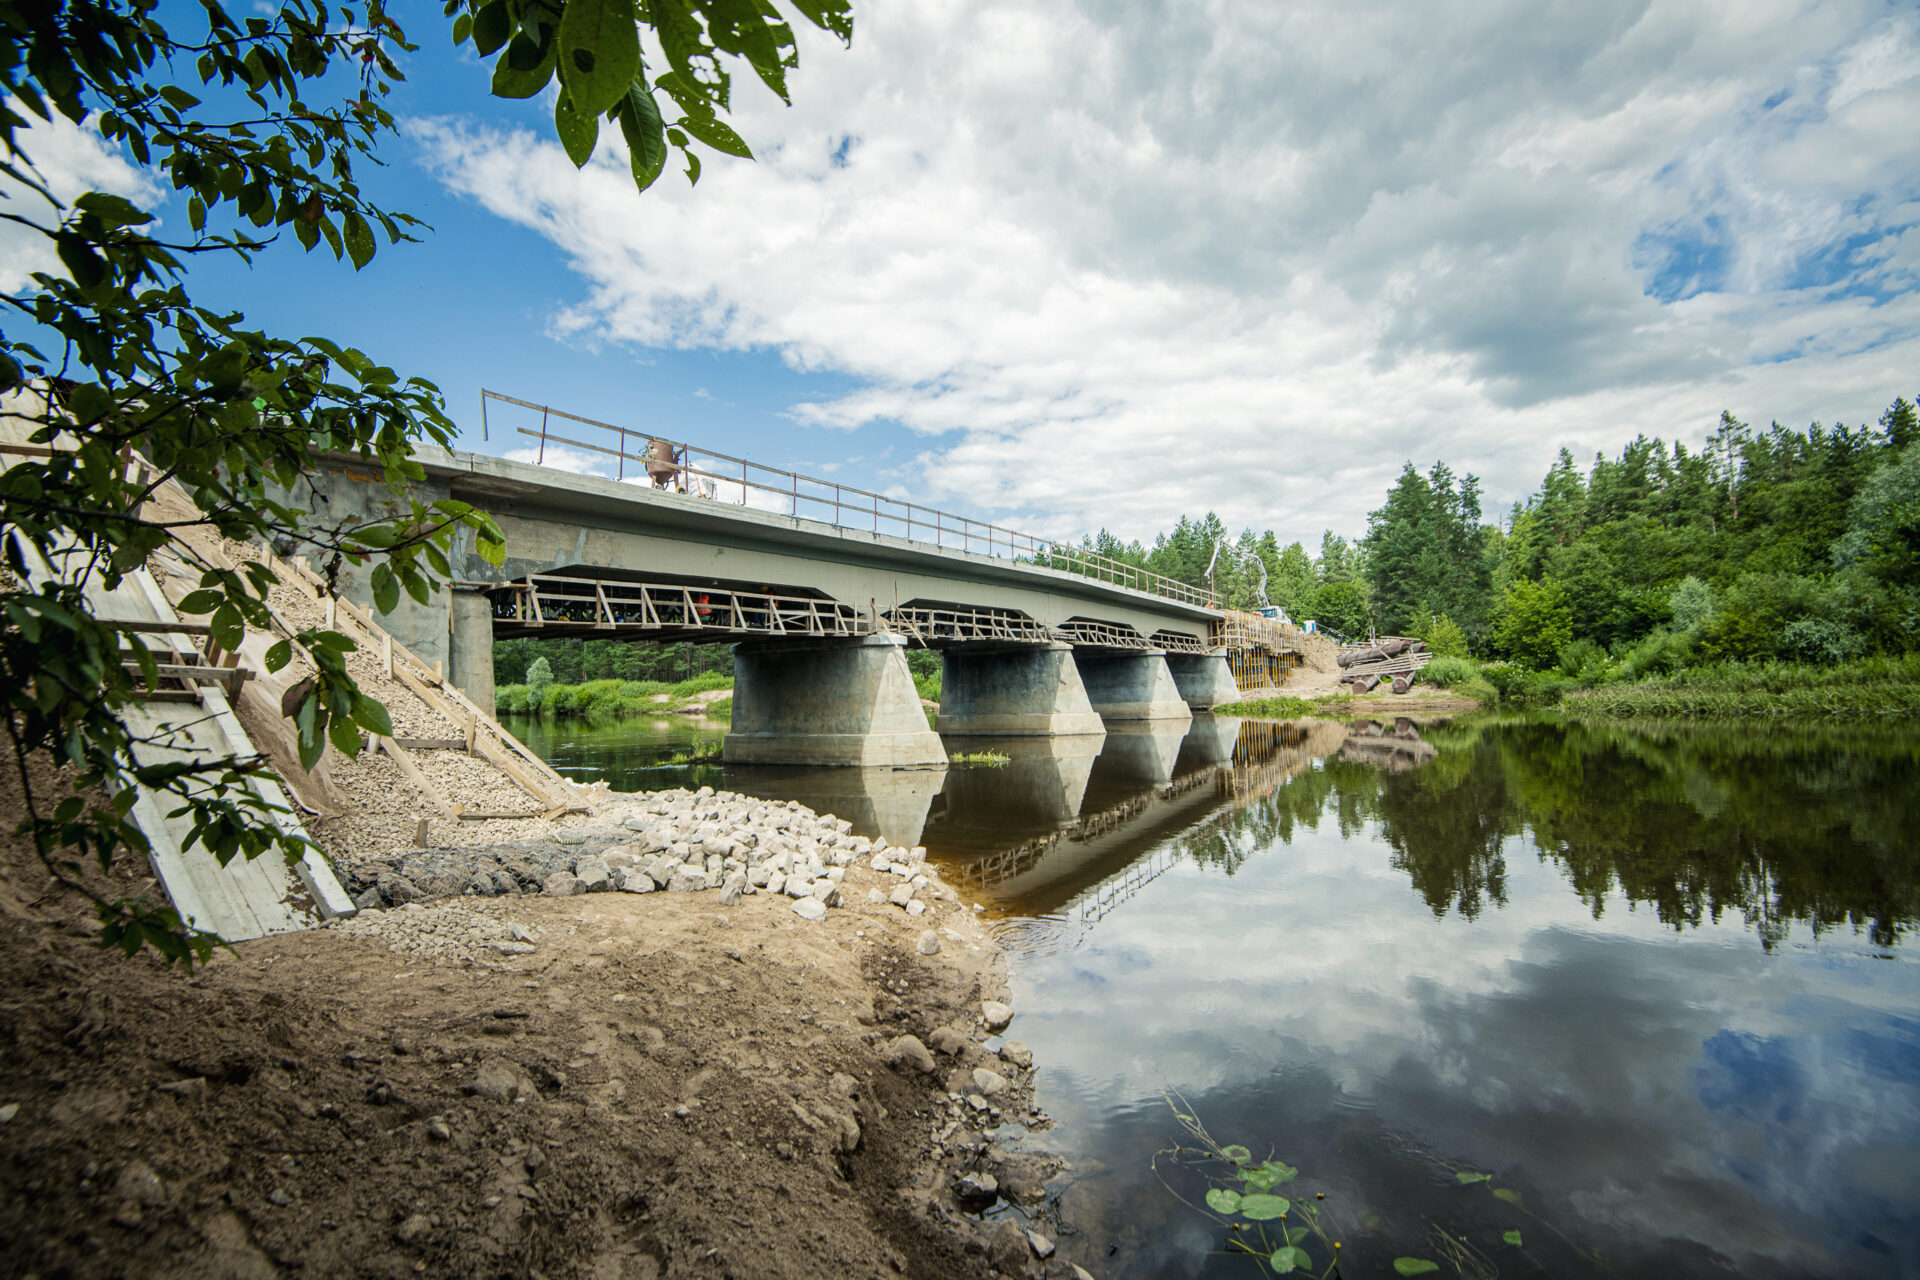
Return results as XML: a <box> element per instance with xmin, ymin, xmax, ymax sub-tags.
<box><xmin>342</xmin><ymin>211</ymin><xmax>375</xmax><ymax>269</ymax></box>
<box><xmin>1205</xmin><ymin>1188</ymin><xmax>1241</xmax><ymax>1215</ymax></box>
<box><xmin>1260</xmin><ymin>1160</ymin><xmax>1299</xmax><ymax>1183</ymax></box>
<box><xmin>1393</xmin><ymin>1262</ymin><xmax>1440</xmax><ymax>1277</ymax></box>
<box><xmin>491</xmin><ymin>32</ymin><xmax>557</xmax><ymax>98</ymax></box>
<box><xmin>676</xmin><ymin>111</ymin><xmax>751</xmax><ymax>159</ymax></box>
<box><xmin>209</xmin><ymin>603</ymin><xmax>244</xmax><ymax>653</ymax></box>
<box><xmin>470</xmin><ymin>0</ymin><xmax>510</xmax><ymax>55</ymax></box>
<box><xmin>327</xmin><ymin>707</ymin><xmax>362</xmax><ymax>756</ymax></box>
<box><xmin>450</xmin><ymin>10</ymin><xmax>473</xmax><ymax>44</ymax></box>
<box><xmin>75</xmin><ymin>192</ymin><xmax>154</xmax><ymax>228</ymax></box>
<box><xmin>350</xmin><ymin>694</ymin><xmax>393</xmax><ymax>738</ymax></box>
<box><xmin>557</xmin><ymin>0</ymin><xmax>640</xmax><ymax>117</ymax></box>
<box><xmin>1243</xmin><ymin>1169</ymin><xmax>1277</xmax><ymax>1191</ymax></box>
<box><xmin>264</xmin><ymin>639</ymin><xmax>292</xmax><ymax>671</ymax></box>
<box><xmin>1238</xmin><ymin>1194</ymin><xmax>1289</xmax><ymax>1220</ymax></box>
<box><xmin>1503</xmin><ymin>1230</ymin><xmax>1523</xmax><ymax>1248</ymax></box>
<box><xmin>1492</xmin><ymin>1188</ymin><xmax>1523</xmax><ymax>1206</ymax></box>
<box><xmin>1221</xmin><ymin>1145</ymin><xmax>1252</xmax><ymax>1165</ymax></box>
<box><xmin>555</xmin><ymin>93</ymin><xmax>599</xmax><ymax>167</ymax></box>
<box><xmin>1269</xmin><ymin>1247</ymin><xmax>1310</xmax><ymax>1274</ymax></box>
<box><xmin>1456</xmin><ymin>1172</ymin><xmax>1492</xmax><ymax>1184</ymax></box>
<box><xmin>370</xmin><ymin>562</ymin><xmax>400</xmax><ymax>614</ymax></box>
<box><xmin>616</xmin><ymin>82</ymin><xmax>668</xmax><ymax>191</ymax></box>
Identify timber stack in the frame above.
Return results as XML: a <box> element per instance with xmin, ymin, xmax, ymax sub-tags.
<box><xmin>1336</xmin><ymin>636</ymin><xmax>1432</xmax><ymax>695</ymax></box>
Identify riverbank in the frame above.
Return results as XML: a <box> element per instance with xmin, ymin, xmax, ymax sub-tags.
<box><xmin>0</xmin><ymin>766</ymin><xmax>1078</xmax><ymax>1279</ymax></box>
<box><xmin>496</xmin><ymin>674</ymin><xmax>735</xmax><ymax>721</ymax></box>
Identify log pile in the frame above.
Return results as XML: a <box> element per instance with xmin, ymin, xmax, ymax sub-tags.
<box><xmin>1336</xmin><ymin>636</ymin><xmax>1431</xmax><ymax>694</ymax></box>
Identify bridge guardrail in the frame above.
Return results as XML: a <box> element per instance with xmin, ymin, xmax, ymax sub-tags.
<box><xmin>479</xmin><ymin>390</ymin><xmax>1220</xmax><ymax>611</ymax></box>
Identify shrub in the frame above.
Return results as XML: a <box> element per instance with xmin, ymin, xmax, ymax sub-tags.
<box><xmin>1491</xmin><ymin>579</ymin><xmax>1573</xmax><ymax>670</ymax></box>
<box><xmin>1420</xmin><ymin>656</ymin><xmax>1478</xmax><ymax>688</ymax></box>
<box><xmin>1557</xmin><ymin>637</ymin><xmax>1609</xmax><ymax>683</ymax></box>
<box><xmin>1668</xmin><ymin>576</ymin><xmax>1717</xmax><ymax>633</ymax></box>
<box><xmin>526</xmin><ymin>657</ymin><xmax>554</xmax><ymax>691</ymax></box>
<box><xmin>1423</xmin><ymin>614</ymin><xmax>1471</xmax><ymax>658</ymax></box>
<box><xmin>914</xmin><ymin>671</ymin><xmax>942</xmax><ymax>703</ymax></box>
<box><xmin>1615</xmin><ymin>629</ymin><xmax>1697</xmax><ymax>680</ymax></box>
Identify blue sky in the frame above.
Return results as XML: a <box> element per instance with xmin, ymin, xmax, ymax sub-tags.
<box><xmin>10</xmin><ymin>0</ymin><xmax>1920</xmax><ymax>547</ymax></box>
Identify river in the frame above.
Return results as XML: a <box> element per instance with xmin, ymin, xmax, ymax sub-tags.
<box><xmin>504</xmin><ymin>710</ymin><xmax>1920</xmax><ymax>1279</ymax></box>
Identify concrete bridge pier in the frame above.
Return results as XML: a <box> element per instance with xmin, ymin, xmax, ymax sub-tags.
<box><xmin>1164</xmin><ymin>651</ymin><xmax>1241</xmax><ymax>711</ymax></box>
<box><xmin>724</xmin><ymin>634</ymin><xmax>947</xmax><ymax>767</ymax></box>
<box><xmin>1073</xmin><ymin>650</ymin><xmax>1194</xmax><ymax>724</ymax></box>
<box><xmin>936</xmin><ymin>643</ymin><xmax>1107</xmax><ymax>737</ymax></box>
<box><xmin>447</xmin><ymin>587</ymin><xmax>497</xmax><ymax>717</ymax></box>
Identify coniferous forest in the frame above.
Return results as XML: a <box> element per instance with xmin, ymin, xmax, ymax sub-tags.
<box><xmin>1086</xmin><ymin>397</ymin><xmax>1920</xmax><ymax>678</ymax></box>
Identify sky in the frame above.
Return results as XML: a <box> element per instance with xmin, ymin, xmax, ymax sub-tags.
<box><xmin>15</xmin><ymin>0</ymin><xmax>1920</xmax><ymax>550</ymax></box>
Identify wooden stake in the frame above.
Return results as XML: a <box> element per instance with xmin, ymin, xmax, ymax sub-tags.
<box><xmin>414</xmin><ymin>817</ymin><xmax>430</xmax><ymax>848</ymax></box>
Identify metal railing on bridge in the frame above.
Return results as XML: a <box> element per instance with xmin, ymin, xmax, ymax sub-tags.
<box><xmin>480</xmin><ymin>390</ymin><xmax>1219</xmax><ymax>610</ymax></box>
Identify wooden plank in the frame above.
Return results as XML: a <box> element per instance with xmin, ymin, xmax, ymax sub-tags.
<box><xmin>375</xmin><ymin>735</ymin><xmax>459</xmax><ymax>819</ymax></box>
<box><xmin>102</xmin><ymin>619</ymin><xmax>214</xmax><ymax>636</ymax></box>
<box><xmin>394</xmin><ymin>737</ymin><xmax>468</xmax><ymax>751</ymax></box>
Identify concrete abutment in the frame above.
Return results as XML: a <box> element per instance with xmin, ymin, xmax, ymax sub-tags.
<box><xmin>935</xmin><ymin>643</ymin><xmax>1107</xmax><ymax>737</ymax></box>
<box><xmin>724</xmin><ymin>634</ymin><xmax>946</xmax><ymax>767</ymax></box>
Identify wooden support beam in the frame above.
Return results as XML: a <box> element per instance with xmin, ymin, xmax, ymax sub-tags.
<box><xmin>375</xmin><ymin>735</ymin><xmax>459</xmax><ymax>819</ymax></box>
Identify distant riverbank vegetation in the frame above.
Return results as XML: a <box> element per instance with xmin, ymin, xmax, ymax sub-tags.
<box><xmin>497</xmin><ymin>664</ymin><xmax>734</xmax><ymax>720</ymax></box>
<box><xmin>1088</xmin><ymin>396</ymin><xmax>1920</xmax><ymax>716</ymax></box>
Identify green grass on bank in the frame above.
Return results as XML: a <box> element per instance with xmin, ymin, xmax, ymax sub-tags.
<box><xmin>1562</xmin><ymin>654</ymin><xmax>1920</xmax><ymax>719</ymax></box>
<box><xmin>1222</xmin><ymin>651</ymin><xmax>1920</xmax><ymax>722</ymax></box>
<box><xmin>1215</xmin><ymin>693</ymin><xmax>1336</xmax><ymax>718</ymax></box>
<box><xmin>497</xmin><ymin>672</ymin><xmax>733</xmax><ymax>719</ymax></box>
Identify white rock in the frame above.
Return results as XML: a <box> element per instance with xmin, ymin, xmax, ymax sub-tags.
<box><xmin>866</xmin><ymin>888</ymin><xmax>887</xmax><ymax>904</ymax></box>
<box><xmin>905</xmin><ymin>900</ymin><xmax>927</xmax><ymax>916</ymax></box>
<box><xmin>765</xmin><ymin>871</ymin><xmax>787</xmax><ymax>896</ymax></box>
<box><xmin>888</xmin><ymin>884</ymin><xmax>915</xmax><ymax>907</ymax></box>
<box><xmin>784</xmin><ymin>876</ymin><xmax>813</xmax><ymax>900</ymax></box>
<box><xmin>917</xmin><ymin>930</ymin><xmax>941</xmax><ymax>955</ymax></box>
<box><xmin>791</xmin><ymin>897</ymin><xmax>827</xmax><ymax>922</ymax></box>
<box><xmin>981</xmin><ymin>1001</ymin><xmax>1014</xmax><ymax>1033</ymax></box>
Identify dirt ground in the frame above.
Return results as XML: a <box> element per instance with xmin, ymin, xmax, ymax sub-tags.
<box><xmin>0</xmin><ymin>758</ymin><xmax>1072</xmax><ymax>1280</ymax></box>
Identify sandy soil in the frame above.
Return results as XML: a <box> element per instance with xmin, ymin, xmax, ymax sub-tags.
<box><xmin>0</xmin><ymin>755</ymin><xmax>1074</xmax><ymax>1280</ymax></box>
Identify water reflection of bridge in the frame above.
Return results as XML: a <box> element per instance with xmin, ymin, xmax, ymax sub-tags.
<box><xmin>721</xmin><ymin>714</ymin><xmax>1365</xmax><ymax>952</ymax></box>
<box><xmin>936</xmin><ymin>717</ymin><xmax>1349</xmax><ymax>920</ymax></box>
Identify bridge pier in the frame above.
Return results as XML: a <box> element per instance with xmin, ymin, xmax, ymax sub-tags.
<box><xmin>724</xmin><ymin>634</ymin><xmax>946</xmax><ymax>767</ymax></box>
<box><xmin>1164</xmin><ymin>651</ymin><xmax>1240</xmax><ymax>711</ymax></box>
<box><xmin>1072</xmin><ymin>651</ymin><xmax>1194</xmax><ymax>724</ymax></box>
<box><xmin>935</xmin><ymin>643</ymin><xmax>1107</xmax><ymax>737</ymax></box>
<box><xmin>447</xmin><ymin>588</ymin><xmax>497</xmax><ymax>717</ymax></box>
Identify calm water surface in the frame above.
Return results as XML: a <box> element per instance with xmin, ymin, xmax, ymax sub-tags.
<box><xmin>506</xmin><ymin>711</ymin><xmax>1920</xmax><ymax>1279</ymax></box>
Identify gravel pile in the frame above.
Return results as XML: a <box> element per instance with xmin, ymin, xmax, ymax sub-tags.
<box><xmin>323</xmin><ymin>899</ymin><xmax>541</xmax><ymax>967</ymax></box>
<box><xmin>343</xmin><ymin>786</ymin><xmax>945</xmax><ymax>926</ymax></box>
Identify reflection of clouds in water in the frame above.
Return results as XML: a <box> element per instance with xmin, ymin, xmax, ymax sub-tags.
<box><xmin>1017</xmin><ymin>821</ymin><xmax>1920</xmax><ymax>1275</ymax></box>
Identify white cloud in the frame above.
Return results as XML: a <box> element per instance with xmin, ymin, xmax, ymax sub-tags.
<box><xmin>413</xmin><ymin>0</ymin><xmax>1920</xmax><ymax>545</ymax></box>
<box><xmin>0</xmin><ymin>114</ymin><xmax>162</xmax><ymax>293</ymax></box>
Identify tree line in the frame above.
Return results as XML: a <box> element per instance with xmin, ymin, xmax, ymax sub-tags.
<box><xmin>1094</xmin><ymin>396</ymin><xmax>1919</xmax><ymax>669</ymax></box>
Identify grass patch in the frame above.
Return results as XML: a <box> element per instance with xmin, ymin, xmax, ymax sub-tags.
<box><xmin>1215</xmin><ymin>694</ymin><xmax>1335</xmax><ymax>718</ymax></box>
<box><xmin>1564</xmin><ymin>655</ymin><xmax>1920</xmax><ymax>719</ymax></box>
<box><xmin>949</xmin><ymin>750</ymin><xmax>1010</xmax><ymax>766</ymax></box>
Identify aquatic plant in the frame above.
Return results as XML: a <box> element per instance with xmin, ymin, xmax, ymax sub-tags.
<box><xmin>1156</xmin><ymin>1092</ymin><xmax>1553</xmax><ymax>1278</ymax></box>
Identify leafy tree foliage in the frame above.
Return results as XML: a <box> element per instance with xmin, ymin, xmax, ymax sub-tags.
<box><xmin>0</xmin><ymin>0</ymin><xmax>848</xmax><ymax>961</ymax></box>
<box><xmin>1492</xmin><ymin>578</ymin><xmax>1572</xmax><ymax>670</ymax></box>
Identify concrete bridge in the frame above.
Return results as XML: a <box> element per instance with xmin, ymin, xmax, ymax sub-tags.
<box><xmin>291</xmin><ymin>397</ymin><xmax>1295</xmax><ymax>767</ymax></box>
